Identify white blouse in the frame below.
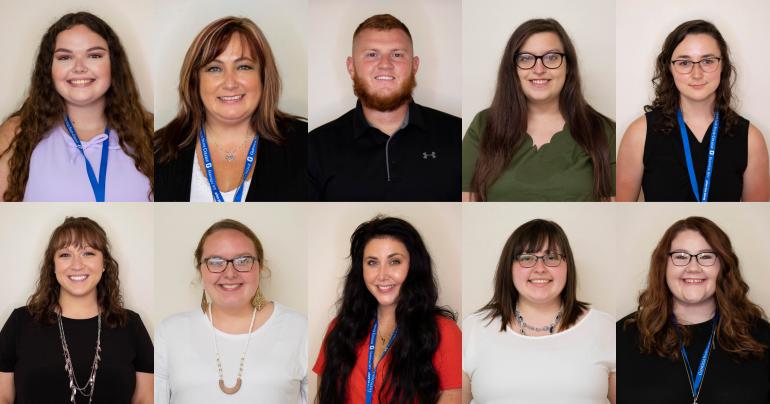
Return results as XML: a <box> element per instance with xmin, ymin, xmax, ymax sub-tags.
<box><xmin>155</xmin><ymin>303</ymin><xmax>307</xmax><ymax>404</ymax></box>
<box><xmin>463</xmin><ymin>308</ymin><xmax>615</xmax><ymax>404</ymax></box>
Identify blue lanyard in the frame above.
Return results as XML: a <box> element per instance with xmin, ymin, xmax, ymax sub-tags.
<box><xmin>63</xmin><ymin>116</ymin><xmax>109</xmax><ymax>202</ymax></box>
<box><xmin>365</xmin><ymin>316</ymin><xmax>398</xmax><ymax>404</ymax></box>
<box><xmin>674</xmin><ymin>312</ymin><xmax>718</xmax><ymax>400</ymax></box>
<box><xmin>198</xmin><ymin>127</ymin><xmax>258</xmax><ymax>202</ymax></box>
<box><xmin>676</xmin><ymin>109</ymin><xmax>719</xmax><ymax>202</ymax></box>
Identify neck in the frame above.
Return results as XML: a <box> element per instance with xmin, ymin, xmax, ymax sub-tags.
<box><xmin>673</xmin><ymin>298</ymin><xmax>717</xmax><ymax>325</ymax></box>
<box><xmin>527</xmin><ymin>98</ymin><xmax>561</xmax><ymax>119</ymax></box>
<box><xmin>204</xmin><ymin>118</ymin><xmax>253</xmax><ymax>143</ymax></box>
<box><xmin>361</xmin><ymin>102</ymin><xmax>408</xmax><ymax>136</ymax></box>
<box><xmin>679</xmin><ymin>95</ymin><xmax>716</xmax><ymax>121</ymax></box>
<box><xmin>210</xmin><ymin>303</ymin><xmax>255</xmax><ymax>332</ymax></box>
<box><xmin>377</xmin><ymin>304</ymin><xmax>397</xmax><ymax>330</ymax></box>
<box><xmin>66</xmin><ymin>101</ymin><xmax>107</xmax><ymax>142</ymax></box>
<box><xmin>58</xmin><ymin>294</ymin><xmax>99</xmax><ymax>319</ymax></box>
<box><xmin>516</xmin><ymin>297</ymin><xmax>562</xmax><ymax>325</ymax></box>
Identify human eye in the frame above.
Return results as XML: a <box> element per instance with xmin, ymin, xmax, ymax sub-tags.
<box><xmin>389</xmin><ymin>258</ymin><xmax>402</xmax><ymax>265</ymax></box>
<box><xmin>675</xmin><ymin>60</ymin><xmax>691</xmax><ymax>67</ymax></box>
<box><xmin>55</xmin><ymin>54</ymin><xmax>72</xmax><ymax>61</ymax></box>
<box><xmin>365</xmin><ymin>259</ymin><xmax>378</xmax><ymax>267</ymax></box>
<box><xmin>233</xmin><ymin>256</ymin><xmax>252</xmax><ymax>265</ymax></box>
<box><xmin>365</xmin><ymin>51</ymin><xmax>378</xmax><ymax>58</ymax></box>
<box><xmin>517</xmin><ymin>254</ymin><xmax>535</xmax><ymax>265</ymax></box>
<box><xmin>701</xmin><ymin>58</ymin><xmax>717</xmax><ymax>66</ymax></box>
<box><xmin>205</xmin><ymin>65</ymin><xmax>222</xmax><ymax>73</ymax></box>
<box><xmin>237</xmin><ymin>64</ymin><xmax>255</xmax><ymax>70</ymax></box>
<box><xmin>392</xmin><ymin>51</ymin><xmax>404</xmax><ymax>58</ymax></box>
<box><xmin>57</xmin><ymin>251</ymin><xmax>71</xmax><ymax>258</ymax></box>
<box><xmin>517</xmin><ymin>54</ymin><xmax>535</xmax><ymax>64</ymax></box>
<box><xmin>88</xmin><ymin>53</ymin><xmax>104</xmax><ymax>59</ymax></box>
<box><xmin>206</xmin><ymin>257</ymin><xmax>226</xmax><ymax>266</ymax></box>
<box><xmin>544</xmin><ymin>53</ymin><xmax>560</xmax><ymax>62</ymax></box>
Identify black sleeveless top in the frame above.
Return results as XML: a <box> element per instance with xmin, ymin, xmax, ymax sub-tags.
<box><xmin>642</xmin><ymin>108</ymin><xmax>748</xmax><ymax>201</ymax></box>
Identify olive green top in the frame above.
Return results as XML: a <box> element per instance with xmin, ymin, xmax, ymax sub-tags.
<box><xmin>461</xmin><ymin>109</ymin><xmax>616</xmax><ymax>201</ymax></box>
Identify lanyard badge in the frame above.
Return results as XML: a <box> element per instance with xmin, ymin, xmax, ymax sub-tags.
<box><xmin>673</xmin><ymin>312</ymin><xmax>719</xmax><ymax>403</ymax></box>
<box><xmin>63</xmin><ymin>115</ymin><xmax>109</xmax><ymax>202</ymax></box>
<box><xmin>676</xmin><ymin>109</ymin><xmax>719</xmax><ymax>202</ymax></box>
<box><xmin>365</xmin><ymin>316</ymin><xmax>398</xmax><ymax>404</ymax></box>
<box><xmin>198</xmin><ymin>127</ymin><xmax>258</xmax><ymax>202</ymax></box>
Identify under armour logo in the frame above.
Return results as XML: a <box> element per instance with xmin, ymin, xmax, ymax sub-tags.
<box><xmin>422</xmin><ymin>151</ymin><xmax>437</xmax><ymax>159</ymax></box>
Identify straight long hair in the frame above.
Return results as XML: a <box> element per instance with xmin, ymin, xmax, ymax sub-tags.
<box><xmin>470</xmin><ymin>18</ymin><xmax>612</xmax><ymax>201</ymax></box>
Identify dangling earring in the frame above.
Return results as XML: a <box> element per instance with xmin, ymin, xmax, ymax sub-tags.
<box><xmin>201</xmin><ymin>290</ymin><xmax>209</xmax><ymax>312</ymax></box>
<box><xmin>251</xmin><ymin>287</ymin><xmax>266</xmax><ymax>311</ymax></box>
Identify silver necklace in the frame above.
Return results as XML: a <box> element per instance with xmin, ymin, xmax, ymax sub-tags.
<box><xmin>211</xmin><ymin>134</ymin><xmax>252</xmax><ymax>162</ymax></box>
<box><xmin>57</xmin><ymin>311</ymin><xmax>102</xmax><ymax>404</ymax></box>
<box><xmin>514</xmin><ymin>306</ymin><xmax>563</xmax><ymax>335</ymax></box>
<box><xmin>207</xmin><ymin>304</ymin><xmax>257</xmax><ymax>394</ymax></box>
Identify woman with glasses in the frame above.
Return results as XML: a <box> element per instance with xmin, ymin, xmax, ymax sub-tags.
<box><xmin>462</xmin><ymin>18</ymin><xmax>615</xmax><ymax>201</ymax></box>
<box><xmin>617</xmin><ymin>20</ymin><xmax>770</xmax><ymax>201</ymax></box>
<box><xmin>154</xmin><ymin>219</ymin><xmax>307</xmax><ymax>403</ymax></box>
<box><xmin>462</xmin><ymin>219</ymin><xmax>615</xmax><ymax>403</ymax></box>
<box><xmin>617</xmin><ymin>217</ymin><xmax>770</xmax><ymax>403</ymax></box>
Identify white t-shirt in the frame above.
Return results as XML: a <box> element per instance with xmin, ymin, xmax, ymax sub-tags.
<box><xmin>190</xmin><ymin>151</ymin><xmax>252</xmax><ymax>202</ymax></box>
<box><xmin>155</xmin><ymin>303</ymin><xmax>307</xmax><ymax>404</ymax></box>
<box><xmin>462</xmin><ymin>308</ymin><xmax>615</xmax><ymax>404</ymax></box>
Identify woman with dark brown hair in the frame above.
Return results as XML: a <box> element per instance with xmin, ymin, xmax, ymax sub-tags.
<box><xmin>461</xmin><ymin>18</ymin><xmax>614</xmax><ymax>202</ymax></box>
<box><xmin>0</xmin><ymin>12</ymin><xmax>154</xmax><ymax>202</ymax></box>
<box><xmin>154</xmin><ymin>17</ymin><xmax>307</xmax><ymax>202</ymax></box>
<box><xmin>462</xmin><ymin>219</ymin><xmax>615</xmax><ymax>403</ymax></box>
<box><xmin>0</xmin><ymin>217</ymin><xmax>153</xmax><ymax>403</ymax></box>
<box><xmin>617</xmin><ymin>20</ymin><xmax>769</xmax><ymax>201</ymax></box>
<box><xmin>617</xmin><ymin>217</ymin><xmax>770</xmax><ymax>403</ymax></box>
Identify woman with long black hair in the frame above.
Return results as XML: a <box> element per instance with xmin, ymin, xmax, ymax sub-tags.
<box><xmin>313</xmin><ymin>216</ymin><xmax>461</xmax><ymax>403</ymax></box>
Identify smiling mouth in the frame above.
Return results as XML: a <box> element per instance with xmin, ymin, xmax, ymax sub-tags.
<box><xmin>218</xmin><ymin>283</ymin><xmax>243</xmax><ymax>291</ymax></box>
<box><xmin>376</xmin><ymin>284</ymin><xmax>395</xmax><ymax>292</ymax></box>
<box><xmin>68</xmin><ymin>275</ymin><xmax>89</xmax><ymax>282</ymax></box>
<box><xmin>683</xmin><ymin>279</ymin><xmax>706</xmax><ymax>284</ymax></box>
<box><xmin>217</xmin><ymin>94</ymin><xmax>245</xmax><ymax>103</ymax></box>
<box><xmin>375</xmin><ymin>75</ymin><xmax>395</xmax><ymax>81</ymax></box>
<box><xmin>528</xmin><ymin>279</ymin><xmax>551</xmax><ymax>285</ymax></box>
<box><xmin>67</xmin><ymin>79</ymin><xmax>95</xmax><ymax>87</ymax></box>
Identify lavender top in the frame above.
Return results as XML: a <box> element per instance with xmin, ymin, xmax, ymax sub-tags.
<box><xmin>23</xmin><ymin>125</ymin><xmax>151</xmax><ymax>201</ymax></box>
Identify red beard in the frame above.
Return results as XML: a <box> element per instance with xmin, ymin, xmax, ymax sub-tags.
<box><xmin>352</xmin><ymin>71</ymin><xmax>417</xmax><ymax>112</ymax></box>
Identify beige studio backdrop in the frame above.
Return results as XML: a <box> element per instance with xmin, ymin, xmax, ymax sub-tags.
<box><xmin>0</xmin><ymin>204</ymin><xmax>155</xmax><ymax>335</ymax></box>
<box><xmin>308</xmin><ymin>0</ymin><xmax>462</xmax><ymax>131</ymax></box>
<box><xmin>616</xmin><ymin>203</ymin><xmax>770</xmax><ymax>320</ymax></box>
<box><xmin>152</xmin><ymin>203</ymin><xmax>308</xmax><ymax>328</ymax></box>
<box><xmin>616</xmin><ymin>0</ymin><xmax>770</xmax><ymax>162</ymax></box>
<box><xmin>307</xmin><ymin>203</ymin><xmax>461</xmax><ymax>400</ymax></box>
<box><xmin>462</xmin><ymin>0</ymin><xmax>616</xmax><ymax>137</ymax></box>
<box><xmin>461</xmin><ymin>203</ymin><xmax>618</xmax><ymax>321</ymax></box>
<box><xmin>153</xmin><ymin>0</ymin><xmax>308</xmax><ymax>130</ymax></box>
<box><xmin>0</xmin><ymin>0</ymin><xmax>154</xmax><ymax>121</ymax></box>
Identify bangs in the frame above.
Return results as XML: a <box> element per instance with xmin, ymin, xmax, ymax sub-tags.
<box><xmin>198</xmin><ymin>28</ymin><xmax>260</xmax><ymax>68</ymax></box>
<box><xmin>513</xmin><ymin>221</ymin><xmax>565</xmax><ymax>256</ymax></box>
<box><xmin>49</xmin><ymin>224</ymin><xmax>106</xmax><ymax>252</ymax></box>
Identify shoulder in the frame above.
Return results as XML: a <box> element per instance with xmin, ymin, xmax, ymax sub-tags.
<box><xmin>415</xmin><ymin>103</ymin><xmax>461</xmax><ymax>125</ymax></box>
<box><xmin>436</xmin><ymin>314</ymin><xmax>460</xmax><ymax>333</ymax></box>
<box><xmin>750</xmin><ymin>317</ymin><xmax>770</xmax><ymax>343</ymax></box>
<box><xmin>158</xmin><ymin>309</ymin><xmax>203</xmax><ymax>333</ymax></box>
<box><xmin>272</xmin><ymin>302</ymin><xmax>308</xmax><ymax>330</ymax></box>
<box><xmin>581</xmin><ymin>309</ymin><xmax>616</xmax><ymax>333</ymax></box>
<box><xmin>615</xmin><ymin>311</ymin><xmax>639</xmax><ymax>338</ymax></box>
<box><xmin>461</xmin><ymin>310</ymin><xmax>496</xmax><ymax>331</ymax></box>
<box><xmin>308</xmin><ymin>108</ymin><xmax>356</xmax><ymax>140</ymax></box>
<box><xmin>0</xmin><ymin>116</ymin><xmax>21</xmax><ymax>153</ymax></box>
<box><xmin>747</xmin><ymin>123</ymin><xmax>768</xmax><ymax>151</ymax></box>
<box><xmin>619</xmin><ymin>114</ymin><xmax>648</xmax><ymax>151</ymax></box>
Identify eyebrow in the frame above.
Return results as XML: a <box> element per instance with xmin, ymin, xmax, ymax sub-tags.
<box><xmin>671</xmin><ymin>248</ymin><xmax>715</xmax><ymax>253</ymax></box>
<box><xmin>208</xmin><ymin>56</ymin><xmax>256</xmax><ymax>64</ymax></box>
<box><xmin>672</xmin><ymin>53</ymin><xmax>719</xmax><ymax>59</ymax></box>
<box><xmin>54</xmin><ymin>46</ymin><xmax>108</xmax><ymax>53</ymax></box>
<box><xmin>519</xmin><ymin>48</ymin><xmax>563</xmax><ymax>54</ymax></box>
<box><xmin>365</xmin><ymin>253</ymin><xmax>405</xmax><ymax>259</ymax></box>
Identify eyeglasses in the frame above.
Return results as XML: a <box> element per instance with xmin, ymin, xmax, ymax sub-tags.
<box><xmin>516</xmin><ymin>253</ymin><xmax>565</xmax><ymax>268</ymax></box>
<box><xmin>668</xmin><ymin>251</ymin><xmax>717</xmax><ymax>267</ymax></box>
<box><xmin>670</xmin><ymin>57</ymin><xmax>721</xmax><ymax>74</ymax></box>
<box><xmin>515</xmin><ymin>52</ymin><xmax>565</xmax><ymax>70</ymax></box>
<box><xmin>202</xmin><ymin>256</ymin><xmax>257</xmax><ymax>273</ymax></box>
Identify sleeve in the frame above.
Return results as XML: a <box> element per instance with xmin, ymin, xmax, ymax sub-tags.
<box><xmin>154</xmin><ymin>319</ymin><xmax>171</xmax><ymax>404</ymax></box>
<box><xmin>434</xmin><ymin>317</ymin><xmax>462</xmax><ymax>390</ymax></box>
<box><xmin>312</xmin><ymin>320</ymin><xmax>334</xmax><ymax>375</ymax></box>
<box><xmin>461</xmin><ymin>110</ymin><xmax>486</xmax><ymax>192</ymax></box>
<box><xmin>131</xmin><ymin>312</ymin><xmax>154</xmax><ymax>373</ymax></box>
<box><xmin>461</xmin><ymin>315</ymin><xmax>475</xmax><ymax>376</ymax></box>
<box><xmin>0</xmin><ymin>309</ymin><xmax>20</xmax><ymax>372</ymax></box>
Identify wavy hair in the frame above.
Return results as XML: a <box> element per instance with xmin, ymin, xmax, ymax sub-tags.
<box><xmin>470</xmin><ymin>18</ymin><xmax>612</xmax><ymax>201</ymax></box>
<box><xmin>27</xmin><ymin>217</ymin><xmax>127</xmax><ymax>328</ymax></box>
<box><xmin>317</xmin><ymin>216</ymin><xmax>455</xmax><ymax>404</ymax></box>
<box><xmin>644</xmin><ymin>20</ymin><xmax>738</xmax><ymax>135</ymax></box>
<box><xmin>627</xmin><ymin>217</ymin><xmax>766</xmax><ymax>360</ymax></box>
<box><xmin>155</xmin><ymin>16</ymin><xmax>298</xmax><ymax>163</ymax></box>
<box><xmin>1</xmin><ymin>12</ymin><xmax>153</xmax><ymax>201</ymax></box>
<box><xmin>479</xmin><ymin>219</ymin><xmax>589</xmax><ymax>332</ymax></box>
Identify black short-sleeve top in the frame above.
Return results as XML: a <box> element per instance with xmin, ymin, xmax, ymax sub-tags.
<box><xmin>0</xmin><ymin>307</ymin><xmax>154</xmax><ymax>404</ymax></box>
<box><xmin>642</xmin><ymin>108</ymin><xmax>748</xmax><ymax>201</ymax></box>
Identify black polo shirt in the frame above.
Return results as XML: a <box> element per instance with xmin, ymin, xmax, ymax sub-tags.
<box><xmin>308</xmin><ymin>101</ymin><xmax>460</xmax><ymax>201</ymax></box>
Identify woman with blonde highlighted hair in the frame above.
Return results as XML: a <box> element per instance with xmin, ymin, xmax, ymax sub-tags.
<box><xmin>154</xmin><ymin>17</ymin><xmax>307</xmax><ymax>202</ymax></box>
<box><xmin>618</xmin><ymin>217</ymin><xmax>770</xmax><ymax>403</ymax></box>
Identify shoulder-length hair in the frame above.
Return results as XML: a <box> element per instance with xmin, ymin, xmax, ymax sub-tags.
<box><xmin>155</xmin><ymin>16</ymin><xmax>296</xmax><ymax>163</ymax></box>
<box><xmin>27</xmin><ymin>216</ymin><xmax>127</xmax><ymax>328</ymax></box>
<box><xmin>470</xmin><ymin>18</ymin><xmax>612</xmax><ymax>201</ymax></box>
<box><xmin>317</xmin><ymin>216</ymin><xmax>455</xmax><ymax>404</ymax></box>
<box><xmin>628</xmin><ymin>216</ymin><xmax>766</xmax><ymax>360</ymax></box>
<box><xmin>645</xmin><ymin>20</ymin><xmax>738</xmax><ymax>135</ymax></box>
<box><xmin>1</xmin><ymin>12</ymin><xmax>154</xmax><ymax>201</ymax></box>
<box><xmin>479</xmin><ymin>219</ymin><xmax>588</xmax><ymax>332</ymax></box>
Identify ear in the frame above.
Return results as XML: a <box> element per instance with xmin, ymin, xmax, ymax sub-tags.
<box><xmin>346</xmin><ymin>56</ymin><xmax>355</xmax><ymax>80</ymax></box>
<box><xmin>411</xmin><ymin>55</ymin><xmax>420</xmax><ymax>75</ymax></box>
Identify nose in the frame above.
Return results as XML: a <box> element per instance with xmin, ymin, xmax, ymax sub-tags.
<box><xmin>532</xmin><ymin>58</ymin><xmax>547</xmax><ymax>74</ymax></box>
<box><xmin>377</xmin><ymin>55</ymin><xmax>394</xmax><ymax>70</ymax></box>
<box><xmin>223</xmin><ymin>69</ymin><xmax>238</xmax><ymax>90</ymax></box>
<box><xmin>70</xmin><ymin>254</ymin><xmax>85</xmax><ymax>270</ymax></box>
<box><xmin>531</xmin><ymin>258</ymin><xmax>548</xmax><ymax>272</ymax></box>
<box><xmin>73</xmin><ymin>57</ymin><xmax>88</xmax><ymax>74</ymax></box>
<box><xmin>683</xmin><ymin>257</ymin><xmax>703</xmax><ymax>272</ymax></box>
<box><xmin>690</xmin><ymin>63</ymin><xmax>704</xmax><ymax>78</ymax></box>
<box><xmin>222</xmin><ymin>262</ymin><xmax>239</xmax><ymax>278</ymax></box>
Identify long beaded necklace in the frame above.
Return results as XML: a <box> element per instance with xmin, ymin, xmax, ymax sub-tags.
<box><xmin>514</xmin><ymin>306</ymin><xmax>563</xmax><ymax>335</ymax></box>
<box><xmin>57</xmin><ymin>311</ymin><xmax>102</xmax><ymax>404</ymax></box>
<box><xmin>207</xmin><ymin>304</ymin><xmax>257</xmax><ymax>394</ymax></box>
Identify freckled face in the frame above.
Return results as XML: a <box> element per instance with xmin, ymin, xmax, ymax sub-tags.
<box><xmin>362</xmin><ymin>237</ymin><xmax>410</xmax><ymax>309</ymax></box>
<box><xmin>51</xmin><ymin>24</ymin><xmax>112</xmax><ymax>108</ymax></box>
<box><xmin>54</xmin><ymin>244</ymin><xmax>104</xmax><ymax>301</ymax></box>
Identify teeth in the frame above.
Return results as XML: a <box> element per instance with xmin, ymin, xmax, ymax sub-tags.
<box><xmin>219</xmin><ymin>95</ymin><xmax>243</xmax><ymax>101</ymax></box>
<box><xmin>529</xmin><ymin>279</ymin><xmax>550</xmax><ymax>284</ymax></box>
<box><xmin>375</xmin><ymin>76</ymin><xmax>395</xmax><ymax>80</ymax></box>
<box><xmin>220</xmin><ymin>284</ymin><xmax>241</xmax><ymax>290</ymax></box>
<box><xmin>530</xmin><ymin>79</ymin><xmax>549</xmax><ymax>84</ymax></box>
<box><xmin>377</xmin><ymin>285</ymin><xmax>395</xmax><ymax>290</ymax></box>
<box><xmin>69</xmin><ymin>79</ymin><xmax>93</xmax><ymax>85</ymax></box>
<box><xmin>684</xmin><ymin>279</ymin><xmax>705</xmax><ymax>283</ymax></box>
<box><xmin>69</xmin><ymin>275</ymin><xmax>87</xmax><ymax>281</ymax></box>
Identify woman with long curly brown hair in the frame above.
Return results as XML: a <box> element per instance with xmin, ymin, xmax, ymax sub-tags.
<box><xmin>154</xmin><ymin>16</ymin><xmax>307</xmax><ymax>202</ymax></box>
<box><xmin>462</xmin><ymin>18</ymin><xmax>614</xmax><ymax>202</ymax></box>
<box><xmin>617</xmin><ymin>216</ymin><xmax>770</xmax><ymax>403</ymax></box>
<box><xmin>0</xmin><ymin>12</ymin><xmax>153</xmax><ymax>202</ymax></box>
<box><xmin>617</xmin><ymin>20</ymin><xmax>769</xmax><ymax>201</ymax></box>
<box><xmin>0</xmin><ymin>216</ymin><xmax>154</xmax><ymax>403</ymax></box>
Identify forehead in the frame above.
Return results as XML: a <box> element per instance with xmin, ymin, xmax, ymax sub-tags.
<box><xmin>520</xmin><ymin>32</ymin><xmax>563</xmax><ymax>53</ymax></box>
<box><xmin>55</xmin><ymin>24</ymin><xmax>108</xmax><ymax>49</ymax></box>
<box><xmin>203</xmin><ymin>229</ymin><xmax>255</xmax><ymax>250</ymax></box>
<box><xmin>673</xmin><ymin>33</ymin><xmax>721</xmax><ymax>58</ymax></box>
<box><xmin>213</xmin><ymin>33</ymin><xmax>255</xmax><ymax>60</ymax></box>
<box><xmin>363</xmin><ymin>236</ymin><xmax>408</xmax><ymax>255</ymax></box>
<box><xmin>670</xmin><ymin>229</ymin><xmax>712</xmax><ymax>249</ymax></box>
<box><xmin>353</xmin><ymin>28</ymin><xmax>413</xmax><ymax>52</ymax></box>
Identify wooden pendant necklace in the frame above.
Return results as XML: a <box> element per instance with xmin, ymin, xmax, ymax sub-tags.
<box><xmin>207</xmin><ymin>304</ymin><xmax>257</xmax><ymax>394</ymax></box>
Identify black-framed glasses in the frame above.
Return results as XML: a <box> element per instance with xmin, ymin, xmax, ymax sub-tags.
<box><xmin>516</xmin><ymin>253</ymin><xmax>565</xmax><ymax>268</ymax></box>
<box><xmin>668</xmin><ymin>251</ymin><xmax>717</xmax><ymax>267</ymax></box>
<box><xmin>203</xmin><ymin>255</ymin><xmax>257</xmax><ymax>273</ymax></box>
<box><xmin>670</xmin><ymin>57</ymin><xmax>721</xmax><ymax>74</ymax></box>
<box><xmin>515</xmin><ymin>52</ymin><xmax>565</xmax><ymax>69</ymax></box>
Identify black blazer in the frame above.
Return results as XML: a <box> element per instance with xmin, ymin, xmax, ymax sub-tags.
<box><xmin>154</xmin><ymin>118</ymin><xmax>308</xmax><ymax>201</ymax></box>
